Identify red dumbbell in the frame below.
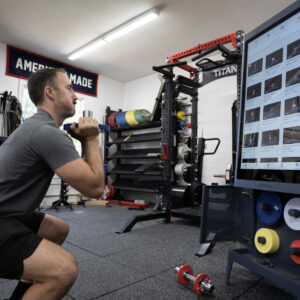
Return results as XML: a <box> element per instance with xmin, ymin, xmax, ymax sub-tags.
<box><xmin>175</xmin><ymin>264</ymin><xmax>214</xmax><ymax>295</ymax></box>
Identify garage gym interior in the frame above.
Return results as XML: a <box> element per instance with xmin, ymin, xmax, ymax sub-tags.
<box><xmin>0</xmin><ymin>0</ymin><xmax>299</xmax><ymax>299</ymax></box>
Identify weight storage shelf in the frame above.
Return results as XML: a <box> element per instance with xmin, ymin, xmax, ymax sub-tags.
<box><xmin>108</xmin><ymin>148</ymin><xmax>161</xmax><ymax>159</ymax></box>
<box><xmin>107</xmin><ymin>164</ymin><xmax>162</xmax><ymax>176</ymax></box>
<box><xmin>107</xmin><ymin>132</ymin><xmax>161</xmax><ymax>145</ymax></box>
<box><xmin>227</xmin><ymin>248</ymin><xmax>300</xmax><ymax>299</ymax></box>
<box><xmin>104</xmin><ymin>106</ymin><xmax>164</xmax><ymax>196</ymax></box>
<box><xmin>112</xmin><ymin>178</ymin><xmax>166</xmax><ymax>193</ymax></box>
<box><xmin>110</xmin><ymin>121</ymin><xmax>161</xmax><ymax>132</ymax></box>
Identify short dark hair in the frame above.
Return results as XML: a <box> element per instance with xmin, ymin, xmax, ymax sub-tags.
<box><xmin>27</xmin><ymin>68</ymin><xmax>65</xmax><ymax>106</ymax></box>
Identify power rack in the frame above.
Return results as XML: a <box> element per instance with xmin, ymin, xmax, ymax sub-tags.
<box><xmin>116</xmin><ymin>31</ymin><xmax>243</xmax><ymax>233</ymax></box>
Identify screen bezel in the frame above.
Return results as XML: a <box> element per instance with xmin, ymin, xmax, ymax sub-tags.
<box><xmin>235</xmin><ymin>1</ymin><xmax>300</xmax><ymax>194</ymax></box>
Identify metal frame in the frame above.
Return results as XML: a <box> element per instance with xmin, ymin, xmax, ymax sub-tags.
<box><xmin>112</xmin><ymin>31</ymin><xmax>243</xmax><ymax>233</ymax></box>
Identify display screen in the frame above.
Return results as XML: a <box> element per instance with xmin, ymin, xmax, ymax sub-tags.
<box><xmin>240</xmin><ymin>11</ymin><xmax>300</xmax><ymax>171</ymax></box>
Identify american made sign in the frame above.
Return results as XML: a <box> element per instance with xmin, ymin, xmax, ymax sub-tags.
<box><xmin>6</xmin><ymin>45</ymin><xmax>98</xmax><ymax>97</ymax></box>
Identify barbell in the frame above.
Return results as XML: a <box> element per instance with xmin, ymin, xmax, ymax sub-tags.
<box><xmin>63</xmin><ymin>123</ymin><xmax>110</xmax><ymax>132</ymax></box>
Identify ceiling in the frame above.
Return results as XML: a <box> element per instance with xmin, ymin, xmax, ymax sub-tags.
<box><xmin>0</xmin><ymin>0</ymin><xmax>296</xmax><ymax>82</ymax></box>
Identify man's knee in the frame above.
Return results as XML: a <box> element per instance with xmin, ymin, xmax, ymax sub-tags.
<box><xmin>22</xmin><ymin>240</ymin><xmax>78</xmax><ymax>287</ymax></box>
<box><xmin>55</xmin><ymin>252</ymin><xmax>78</xmax><ymax>286</ymax></box>
<box><xmin>57</xmin><ymin>221</ymin><xmax>70</xmax><ymax>243</ymax></box>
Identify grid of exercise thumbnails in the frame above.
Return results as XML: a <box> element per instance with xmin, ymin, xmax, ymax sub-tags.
<box><xmin>241</xmin><ymin>12</ymin><xmax>300</xmax><ymax>170</ymax></box>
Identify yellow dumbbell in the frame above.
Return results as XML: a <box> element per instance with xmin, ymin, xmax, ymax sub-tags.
<box><xmin>254</xmin><ymin>228</ymin><xmax>280</xmax><ymax>254</ymax></box>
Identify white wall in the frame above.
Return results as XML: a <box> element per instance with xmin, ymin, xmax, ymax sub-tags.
<box><xmin>198</xmin><ymin>76</ymin><xmax>236</xmax><ymax>185</ymax></box>
<box><xmin>0</xmin><ymin>43</ymin><xmax>21</xmax><ymax>96</ymax></box>
<box><xmin>123</xmin><ymin>74</ymin><xmax>162</xmax><ymax>112</ymax></box>
<box><xmin>83</xmin><ymin>74</ymin><xmax>124</xmax><ymax>122</ymax></box>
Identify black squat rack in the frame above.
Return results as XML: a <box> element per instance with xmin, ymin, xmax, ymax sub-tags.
<box><xmin>116</xmin><ymin>31</ymin><xmax>244</xmax><ymax>233</ymax></box>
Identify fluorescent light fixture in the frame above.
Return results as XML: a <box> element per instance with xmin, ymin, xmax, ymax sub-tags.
<box><xmin>104</xmin><ymin>8</ymin><xmax>159</xmax><ymax>42</ymax></box>
<box><xmin>68</xmin><ymin>39</ymin><xmax>106</xmax><ymax>60</ymax></box>
<box><xmin>68</xmin><ymin>8</ymin><xmax>159</xmax><ymax>60</ymax></box>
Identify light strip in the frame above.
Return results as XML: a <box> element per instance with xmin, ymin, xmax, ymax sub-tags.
<box><xmin>68</xmin><ymin>8</ymin><xmax>159</xmax><ymax>60</ymax></box>
<box><xmin>104</xmin><ymin>9</ymin><xmax>159</xmax><ymax>42</ymax></box>
<box><xmin>68</xmin><ymin>39</ymin><xmax>106</xmax><ymax>61</ymax></box>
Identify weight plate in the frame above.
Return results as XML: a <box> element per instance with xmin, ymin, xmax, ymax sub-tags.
<box><xmin>176</xmin><ymin>101</ymin><xmax>185</xmax><ymax>111</ymax></box>
<box><xmin>101</xmin><ymin>185</ymin><xmax>111</xmax><ymax>200</ymax></box>
<box><xmin>289</xmin><ymin>240</ymin><xmax>300</xmax><ymax>264</ymax></box>
<box><xmin>177</xmin><ymin>265</ymin><xmax>193</xmax><ymax>285</ymax></box>
<box><xmin>284</xmin><ymin>197</ymin><xmax>300</xmax><ymax>231</ymax></box>
<box><xmin>254</xmin><ymin>228</ymin><xmax>280</xmax><ymax>254</ymax></box>
<box><xmin>256</xmin><ymin>192</ymin><xmax>282</xmax><ymax>225</ymax></box>
<box><xmin>177</xmin><ymin>145</ymin><xmax>188</xmax><ymax>158</ymax></box>
<box><xmin>183</xmin><ymin>166</ymin><xmax>192</xmax><ymax>183</ymax></box>
<box><xmin>174</xmin><ymin>163</ymin><xmax>188</xmax><ymax>176</ymax></box>
<box><xmin>184</xmin><ymin>151</ymin><xmax>191</xmax><ymax>164</ymax></box>
<box><xmin>178</xmin><ymin>121</ymin><xmax>186</xmax><ymax>130</ymax></box>
<box><xmin>106</xmin><ymin>184</ymin><xmax>112</xmax><ymax>199</ymax></box>
<box><xmin>176</xmin><ymin>111</ymin><xmax>186</xmax><ymax>121</ymax></box>
<box><xmin>186</xmin><ymin>136</ymin><xmax>191</xmax><ymax>148</ymax></box>
<box><xmin>178</xmin><ymin>132</ymin><xmax>185</xmax><ymax>143</ymax></box>
<box><xmin>193</xmin><ymin>273</ymin><xmax>210</xmax><ymax>295</ymax></box>
<box><xmin>109</xmin><ymin>184</ymin><xmax>116</xmax><ymax>198</ymax></box>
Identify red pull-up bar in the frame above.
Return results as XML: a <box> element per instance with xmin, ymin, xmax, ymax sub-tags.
<box><xmin>169</xmin><ymin>32</ymin><xmax>238</xmax><ymax>78</ymax></box>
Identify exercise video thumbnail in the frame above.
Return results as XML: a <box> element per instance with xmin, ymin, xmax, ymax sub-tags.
<box><xmin>263</xmin><ymin>101</ymin><xmax>281</xmax><ymax>120</ymax></box>
<box><xmin>285</xmin><ymin>96</ymin><xmax>300</xmax><ymax>115</ymax></box>
<box><xmin>247</xmin><ymin>82</ymin><xmax>261</xmax><ymax>100</ymax></box>
<box><xmin>266</xmin><ymin>48</ymin><xmax>283</xmax><ymax>69</ymax></box>
<box><xmin>283</xmin><ymin>126</ymin><xmax>300</xmax><ymax>144</ymax></box>
<box><xmin>260</xmin><ymin>157</ymin><xmax>278</xmax><ymax>162</ymax></box>
<box><xmin>244</xmin><ymin>132</ymin><xmax>259</xmax><ymax>148</ymax></box>
<box><xmin>245</xmin><ymin>107</ymin><xmax>260</xmax><ymax>123</ymax></box>
<box><xmin>248</xmin><ymin>58</ymin><xmax>263</xmax><ymax>76</ymax></box>
<box><xmin>242</xmin><ymin>158</ymin><xmax>257</xmax><ymax>163</ymax></box>
<box><xmin>287</xmin><ymin>39</ymin><xmax>300</xmax><ymax>60</ymax></box>
<box><xmin>261</xmin><ymin>129</ymin><xmax>279</xmax><ymax>146</ymax></box>
<box><xmin>286</xmin><ymin>67</ymin><xmax>300</xmax><ymax>87</ymax></box>
<box><xmin>264</xmin><ymin>75</ymin><xmax>282</xmax><ymax>94</ymax></box>
<box><xmin>282</xmin><ymin>157</ymin><xmax>300</xmax><ymax>162</ymax></box>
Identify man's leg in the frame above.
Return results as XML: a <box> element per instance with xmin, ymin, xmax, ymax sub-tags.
<box><xmin>9</xmin><ymin>214</ymin><xmax>71</xmax><ymax>299</ymax></box>
<box><xmin>21</xmin><ymin>239</ymin><xmax>78</xmax><ymax>300</ymax></box>
<box><xmin>37</xmin><ymin>214</ymin><xmax>70</xmax><ymax>245</ymax></box>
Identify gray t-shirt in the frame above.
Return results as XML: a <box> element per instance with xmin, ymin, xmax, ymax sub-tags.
<box><xmin>0</xmin><ymin>109</ymin><xmax>80</xmax><ymax>217</ymax></box>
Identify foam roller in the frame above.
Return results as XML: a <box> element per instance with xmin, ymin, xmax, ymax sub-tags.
<box><xmin>125</xmin><ymin>110</ymin><xmax>139</xmax><ymax>125</ymax></box>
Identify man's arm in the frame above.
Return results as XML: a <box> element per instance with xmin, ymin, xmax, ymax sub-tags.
<box><xmin>55</xmin><ymin>118</ymin><xmax>105</xmax><ymax>198</ymax></box>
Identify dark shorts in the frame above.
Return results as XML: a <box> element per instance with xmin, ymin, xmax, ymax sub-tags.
<box><xmin>0</xmin><ymin>211</ymin><xmax>45</xmax><ymax>279</ymax></box>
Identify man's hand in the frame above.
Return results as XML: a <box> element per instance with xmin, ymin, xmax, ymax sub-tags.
<box><xmin>67</xmin><ymin>118</ymin><xmax>100</xmax><ymax>141</ymax></box>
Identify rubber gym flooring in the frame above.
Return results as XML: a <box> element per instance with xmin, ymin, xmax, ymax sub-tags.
<box><xmin>0</xmin><ymin>205</ymin><xmax>296</xmax><ymax>299</ymax></box>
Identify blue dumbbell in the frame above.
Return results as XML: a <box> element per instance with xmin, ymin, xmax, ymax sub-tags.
<box><xmin>63</xmin><ymin>123</ymin><xmax>110</xmax><ymax>132</ymax></box>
